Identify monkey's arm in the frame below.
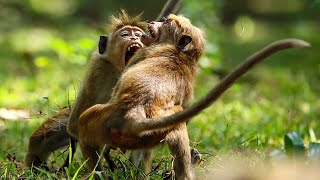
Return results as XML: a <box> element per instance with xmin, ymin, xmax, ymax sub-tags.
<box><xmin>67</xmin><ymin>58</ymin><xmax>120</xmax><ymax>139</ymax></box>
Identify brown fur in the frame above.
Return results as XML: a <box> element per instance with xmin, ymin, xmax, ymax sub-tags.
<box><xmin>107</xmin><ymin>10</ymin><xmax>146</xmax><ymax>33</ymax></box>
<box><xmin>25</xmin><ymin>107</ymin><xmax>70</xmax><ymax>168</ymax></box>
<box><xmin>78</xmin><ymin>14</ymin><xmax>205</xmax><ymax>179</ymax></box>
<box><xmin>67</xmin><ymin>11</ymin><xmax>147</xmax><ymax>138</ymax></box>
<box><xmin>25</xmin><ymin>11</ymin><xmax>147</xmax><ymax>169</ymax></box>
<box><xmin>78</xmin><ymin>14</ymin><xmax>309</xmax><ymax>179</ymax></box>
<box><xmin>24</xmin><ymin>2</ymin><xmax>190</xmax><ymax>170</ymax></box>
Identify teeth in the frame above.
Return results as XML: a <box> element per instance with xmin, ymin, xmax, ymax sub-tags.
<box><xmin>127</xmin><ymin>43</ymin><xmax>141</xmax><ymax>51</ymax></box>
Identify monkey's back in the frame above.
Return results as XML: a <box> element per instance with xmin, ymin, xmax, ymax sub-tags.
<box><xmin>114</xmin><ymin>52</ymin><xmax>196</xmax><ymax>119</ymax></box>
<box><xmin>104</xmin><ymin>54</ymin><xmax>193</xmax><ymax>149</ymax></box>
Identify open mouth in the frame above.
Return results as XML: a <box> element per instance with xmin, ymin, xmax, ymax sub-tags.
<box><xmin>125</xmin><ymin>43</ymin><xmax>142</xmax><ymax>65</ymax></box>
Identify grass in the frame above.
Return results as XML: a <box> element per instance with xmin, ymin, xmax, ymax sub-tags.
<box><xmin>0</xmin><ymin>15</ymin><xmax>319</xmax><ymax>179</ymax></box>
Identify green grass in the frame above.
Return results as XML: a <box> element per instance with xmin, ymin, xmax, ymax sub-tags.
<box><xmin>1</xmin><ymin>17</ymin><xmax>319</xmax><ymax>179</ymax></box>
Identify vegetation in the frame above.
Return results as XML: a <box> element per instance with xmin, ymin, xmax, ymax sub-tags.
<box><xmin>0</xmin><ymin>0</ymin><xmax>319</xmax><ymax>179</ymax></box>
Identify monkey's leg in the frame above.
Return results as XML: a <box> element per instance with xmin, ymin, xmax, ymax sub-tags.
<box><xmin>130</xmin><ymin>149</ymin><xmax>154</xmax><ymax>173</ymax></box>
<box><xmin>166</xmin><ymin>124</ymin><xmax>193</xmax><ymax>180</ymax></box>
<box><xmin>130</xmin><ymin>147</ymin><xmax>199</xmax><ymax>174</ymax></box>
<box><xmin>79</xmin><ymin>143</ymin><xmax>102</xmax><ymax>172</ymax></box>
<box><xmin>103</xmin><ymin>147</ymin><xmax>116</xmax><ymax>172</ymax></box>
<box><xmin>61</xmin><ymin>137</ymin><xmax>77</xmax><ymax>169</ymax></box>
<box><xmin>25</xmin><ymin>115</ymin><xmax>70</xmax><ymax>168</ymax></box>
<box><xmin>129</xmin><ymin>105</ymin><xmax>183</xmax><ymax>174</ymax></box>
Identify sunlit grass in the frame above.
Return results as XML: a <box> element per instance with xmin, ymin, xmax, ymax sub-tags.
<box><xmin>0</xmin><ymin>16</ymin><xmax>319</xmax><ymax>179</ymax></box>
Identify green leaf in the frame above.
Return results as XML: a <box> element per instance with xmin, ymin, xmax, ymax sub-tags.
<box><xmin>33</xmin><ymin>166</ymin><xmax>57</xmax><ymax>178</ymax></box>
<box><xmin>284</xmin><ymin>132</ymin><xmax>305</xmax><ymax>156</ymax></box>
<box><xmin>51</xmin><ymin>39</ymin><xmax>72</xmax><ymax>57</ymax></box>
<box><xmin>309</xmin><ymin>128</ymin><xmax>317</xmax><ymax>142</ymax></box>
<box><xmin>3</xmin><ymin>166</ymin><xmax>7</xmax><ymax>179</ymax></box>
<box><xmin>309</xmin><ymin>142</ymin><xmax>320</xmax><ymax>161</ymax></box>
<box><xmin>34</xmin><ymin>56</ymin><xmax>50</xmax><ymax>68</ymax></box>
<box><xmin>68</xmin><ymin>143</ymin><xmax>73</xmax><ymax>166</ymax></box>
<box><xmin>72</xmin><ymin>159</ymin><xmax>88</xmax><ymax>180</ymax></box>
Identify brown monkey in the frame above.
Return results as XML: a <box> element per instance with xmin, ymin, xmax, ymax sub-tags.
<box><xmin>78</xmin><ymin>14</ymin><xmax>309</xmax><ymax>179</ymax></box>
<box><xmin>78</xmin><ymin>14</ymin><xmax>205</xmax><ymax>179</ymax></box>
<box><xmin>25</xmin><ymin>0</ymin><xmax>187</xmax><ymax>169</ymax></box>
<box><xmin>25</xmin><ymin>11</ymin><xmax>147</xmax><ymax>168</ymax></box>
<box><xmin>67</xmin><ymin>11</ymin><xmax>147</xmax><ymax>139</ymax></box>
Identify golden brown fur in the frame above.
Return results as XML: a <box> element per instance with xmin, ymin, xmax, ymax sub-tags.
<box><xmin>24</xmin><ymin>2</ymin><xmax>190</xmax><ymax>170</ymax></box>
<box><xmin>67</xmin><ymin>11</ymin><xmax>147</xmax><ymax>139</ymax></box>
<box><xmin>107</xmin><ymin>10</ymin><xmax>146</xmax><ymax>33</ymax></box>
<box><xmin>78</xmin><ymin>14</ymin><xmax>205</xmax><ymax>179</ymax></box>
<box><xmin>25</xmin><ymin>107</ymin><xmax>70</xmax><ymax>168</ymax></box>
<box><xmin>25</xmin><ymin>6</ymin><xmax>309</xmax><ymax>178</ymax></box>
<box><xmin>25</xmin><ymin>11</ymin><xmax>147</xmax><ymax>169</ymax></box>
<box><xmin>78</xmin><ymin>14</ymin><xmax>309</xmax><ymax>179</ymax></box>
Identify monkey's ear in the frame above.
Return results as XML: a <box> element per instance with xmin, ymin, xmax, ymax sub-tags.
<box><xmin>176</xmin><ymin>35</ymin><xmax>192</xmax><ymax>51</ymax></box>
<box><xmin>99</xmin><ymin>35</ymin><xmax>108</xmax><ymax>54</ymax></box>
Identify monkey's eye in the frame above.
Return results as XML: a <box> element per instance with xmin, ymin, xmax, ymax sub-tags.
<box><xmin>134</xmin><ymin>31</ymin><xmax>143</xmax><ymax>37</ymax></box>
<box><xmin>120</xmin><ymin>31</ymin><xmax>130</xmax><ymax>37</ymax></box>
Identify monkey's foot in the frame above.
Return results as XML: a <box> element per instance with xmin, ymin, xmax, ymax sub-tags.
<box><xmin>191</xmin><ymin>148</ymin><xmax>202</xmax><ymax>165</ymax></box>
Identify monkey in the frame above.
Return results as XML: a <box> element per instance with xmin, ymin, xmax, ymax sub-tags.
<box><xmin>25</xmin><ymin>0</ymin><xmax>186</xmax><ymax>170</ymax></box>
<box><xmin>25</xmin><ymin>11</ymin><xmax>147</xmax><ymax>169</ymax></box>
<box><xmin>67</xmin><ymin>12</ymin><xmax>147</xmax><ymax>139</ymax></box>
<box><xmin>77</xmin><ymin>14</ymin><xmax>205</xmax><ymax>179</ymax></box>
<box><xmin>77</xmin><ymin>13</ymin><xmax>309</xmax><ymax>179</ymax></box>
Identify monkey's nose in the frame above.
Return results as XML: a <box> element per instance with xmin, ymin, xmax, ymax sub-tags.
<box><xmin>149</xmin><ymin>21</ymin><xmax>155</xmax><ymax>24</ymax></box>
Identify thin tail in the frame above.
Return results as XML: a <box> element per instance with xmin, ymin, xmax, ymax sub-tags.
<box><xmin>137</xmin><ymin>38</ymin><xmax>310</xmax><ymax>131</ymax></box>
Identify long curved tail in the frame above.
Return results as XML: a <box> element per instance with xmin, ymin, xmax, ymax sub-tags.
<box><xmin>137</xmin><ymin>38</ymin><xmax>310</xmax><ymax>131</ymax></box>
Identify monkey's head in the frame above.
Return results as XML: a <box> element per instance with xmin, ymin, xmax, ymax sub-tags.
<box><xmin>144</xmin><ymin>14</ymin><xmax>205</xmax><ymax>60</ymax></box>
<box><xmin>99</xmin><ymin>10</ymin><xmax>148</xmax><ymax>71</ymax></box>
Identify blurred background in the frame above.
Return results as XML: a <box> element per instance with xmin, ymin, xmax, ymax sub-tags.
<box><xmin>0</xmin><ymin>0</ymin><xmax>319</xmax><ymax>173</ymax></box>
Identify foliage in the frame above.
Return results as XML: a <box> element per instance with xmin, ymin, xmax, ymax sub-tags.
<box><xmin>269</xmin><ymin>130</ymin><xmax>320</xmax><ymax>161</ymax></box>
<box><xmin>0</xmin><ymin>0</ymin><xmax>320</xmax><ymax>179</ymax></box>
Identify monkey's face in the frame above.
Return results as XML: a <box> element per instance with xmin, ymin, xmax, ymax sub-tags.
<box><xmin>146</xmin><ymin>15</ymin><xmax>204</xmax><ymax>48</ymax></box>
<box><xmin>145</xmin><ymin>15</ymin><xmax>205</xmax><ymax>60</ymax></box>
<box><xmin>144</xmin><ymin>20</ymin><xmax>176</xmax><ymax>45</ymax></box>
<box><xmin>108</xmin><ymin>25</ymin><xmax>145</xmax><ymax>71</ymax></box>
<box><xmin>142</xmin><ymin>21</ymin><xmax>163</xmax><ymax>46</ymax></box>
